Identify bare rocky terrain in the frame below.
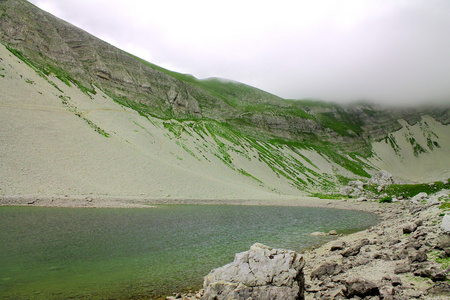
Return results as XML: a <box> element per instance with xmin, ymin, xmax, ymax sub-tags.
<box><xmin>303</xmin><ymin>200</ymin><xmax>449</xmax><ymax>300</ymax></box>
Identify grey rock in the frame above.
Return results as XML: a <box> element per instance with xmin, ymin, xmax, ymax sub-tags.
<box><xmin>311</xmin><ymin>231</ymin><xmax>326</xmax><ymax>236</ymax></box>
<box><xmin>402</xmin><ymin>222</ymin><xmax>418</xmax><ymax>234</ymax></box>
<box><xmin>426</xmin><ymin>282</ymin><xmax>450</xmax><ymax>296</ymax></box>
<box><xmin>340</xmin><ymin>181</ymin><xmax>366</xmax><ymax>197</ymax></box>
<box><xmin>310</xmin><ymin>262</ymin><xmax>342</xmax><ymax>280</ymax></box>
<box><xmin>368</xmin><ymin>170</ymin><xmax>394</xmax><ymax>186</ymax></box>
<box><xmin>349</xmin><ymin>189</ymin><xmax>362</xmax><ymax>198</ymax></box>
<box><xmin>391</xmin><ymin>275</ymin><xmax>402</xmax><ymax>286</ymax></box>
<box><xmin>343</xmin><ymin>278</ymin><xmax>380</xmax><ymax>298</ymax></box>
<box><xmin>348</xmin><ymin>180</ymin><xmax>365</xmax><ymax>190</ymax></box>
<box><xmin>341</xmin><ymin>239</ymin><xmax>370</xmax><ymax>257</ymax></box>
<box><xmin>437</xmin><ymin>233</ymin><xmax>450</xmax><ymax>249</ymax></box>
<box><xmin>441</xmin><ymin>215</ymin><xmax>450</xmax><ymax>234</ymax></box>
<box><xmin>410</xmin><ymin>192</ymin><xmax>428</xmax><ymax>204</ymax></box>
<box><xmin>392</xmin><ymin>248</ymin><xmax>408</xmax><ymax>260</ymax></box>
<box><xmin>431</xmin><ymin>271</ymin><xmax>447</xmax><ymax>282</ymax></box>
<box><xmin>305</xmin><ymin>284</ymin><xmax>322</xmax><ymax>293</ymax></box>
<box><xmin>388</xmin><ymin>238</ymin><xmax>401</xmax><ymax>246</ymax></box>
<box><xmin>328</xmin><ymin>230</ymin><xmax>338</xmax><ymax>235</ymax></box>
<box><xmin>372</xmin><ymin>252</ymin><xmax>390</xmax><ymax>260</ymax></box>
<box><xmin>379</xmin><ymin>286</ymin><xmax>395</xmax><ymax>299</ymax></box>
<box><xmin>339</xmin><ymin>186</ymin><xmax>354</xmax><ymax>196</ymax></box>
<box><xmin>413</xmin><ymin>268</ymin><xmax>432</xmax><ymax>278</ymax></box>
<box><xmin>353</xmin><ymin>257</ymin><xmax>371</xmax><ymax>267</ymax></box>
<box><xmin>405</xmin><ymin>241</ymin><xmax>421</xmax><ymax>250</ymax></box>
<box><xmin>394</xmin><ymin>262</ymin><xmax>411</xmax><ymax>274</ymax></box>
<box><xmin>402</xmin><ymin>289</ymin><xmax>423</xmax><ymax>298</ymax></box>
<box><xmin>427</xmin><ymin>190</ymin><xmax>448</xmax><ymax>205</ymax></box>
<box><xmin>408</xmin><ymin>249</ymin><xmax>427</xmax><ymax>263</ymax></box>
<box><xmin>321</xmin><ymin>287</ymin><xmax>344</xmax><ymax>300</ymax></box>
<box><xmin>202</xmin><ymin>243</ymin><xmax>305</xmax><ymax>300</ymax></box>
<box><xmin>330</xmin><ymin>241</ymin><xmax>346</xmax><ymax>251</ymax></box>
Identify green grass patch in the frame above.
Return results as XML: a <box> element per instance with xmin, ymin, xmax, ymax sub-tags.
<box><xmin>385</xmin><ymin>134</ymin><xmax>401</xmax><ymax>155</ymax></box>
<box><xmin>440</xmin><ymin>202</ymin><xmax>450</xmax><ymax>211</ymax></box>
<box><xmin>309</xmin><ymin>193</ymin><xmax>346</xmax><ymax>200</ymax></box>
<box><xmin>316</xmin><ymin>110</ymin><xmax>363</xmax><ymax>136</ymax></box>
<box><xmin>163</xmin><ymin>122</ymin><xmax>184</xmax><ymax>138</ymax></box>
<box><xmin>238</xmin><ymin>169</ymin><xmax>263</xmax><ymax>184</ymax></box>
<box><xmin>429</xmin><ymin>250</ymin><xmax>450</xmax><ymax>270</ymax></box>
<box><xmin>436</xmin><ymin>256</ymin><xmax>450</xmax><ymax>270</ymax></box>
<box><xmin>379</xmin><ymin>196</ymin><xmax>393</xmax><ymax>203</ymax></box>
<box><xmin>81</xmin><ymin>117</ymin><xmax>109</xmax><ymax>138</ymax></box>
<box><xmin>367</xmin><ymin>180</ymin><xmax>450</xmax><ymax>198</ymax></box>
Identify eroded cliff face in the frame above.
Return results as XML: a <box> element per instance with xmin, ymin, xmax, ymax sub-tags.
<box><xmin>2</xmin><ymin>0</ymin><xmax>448</xmax><ymax>151</ymax></box>
<box><xmin>0</xmin><ymin>0</ymin><xmax>205</xmax><ymax>119</ymax></box>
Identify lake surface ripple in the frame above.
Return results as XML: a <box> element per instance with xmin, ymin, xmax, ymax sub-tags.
<box><xmin>0</xmin><ymin>205</ymin><xmax>378</xmax><ymax>299</ymax></box>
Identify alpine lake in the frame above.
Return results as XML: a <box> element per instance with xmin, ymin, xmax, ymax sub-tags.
<box><xmin>0</xmin><ymin>204</ymin><xmax>379</xmax><ymax>299</ymax></box>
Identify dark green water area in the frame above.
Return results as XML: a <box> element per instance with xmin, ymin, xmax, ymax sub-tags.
<box><xmin>0</xmin><ymin>205</ymin><xmax>379</xmax><ymax>299</ymax></box>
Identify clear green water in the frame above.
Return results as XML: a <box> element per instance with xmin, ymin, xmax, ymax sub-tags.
<box><xmin>0</xmin><ymin>205</ymin><xmax>378</xmax><ymax>299</ymax></box>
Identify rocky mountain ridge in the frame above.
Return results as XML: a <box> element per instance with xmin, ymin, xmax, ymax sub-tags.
<box><xmin>0</xmin><ymin>0</ymin><xmax>449</xmax><ymax>198</ymax></box>
<box><xmin>1</xmin><ymin>0</ymin><xmax>448</xmax><ymax>146</ymax></box>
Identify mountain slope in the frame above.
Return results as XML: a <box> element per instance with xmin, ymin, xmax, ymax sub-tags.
<box><xmin>0</xmin><ymin>0</ymin><xmax>449</xmax><ymax>200</ymax></box>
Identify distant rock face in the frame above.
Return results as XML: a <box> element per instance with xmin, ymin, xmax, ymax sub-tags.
<box><xmin>368</xmin><ymin>170</ymin><xmax>394</xmax><ymax>186</ymax></box>
<box><xmin>202</xmin><ymin>243</ymin><xmax>305</xmax><ymax>300</ymax></box>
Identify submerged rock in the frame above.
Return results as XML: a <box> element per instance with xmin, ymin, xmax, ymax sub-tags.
<box><xmin>311</xmin><ymin>231</ymin><xmax>326</xmax><ymax>236</ymax></box>
<box><xmin>202</xmin><ymin>243</ymin><xmax>305</xmax><ymax>300</ymax></box>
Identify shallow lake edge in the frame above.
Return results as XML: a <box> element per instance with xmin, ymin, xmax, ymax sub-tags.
<box><xmin>0</xmin><ymin>195</ymin><xmax>383</xmax><ymax>213</ymax></box>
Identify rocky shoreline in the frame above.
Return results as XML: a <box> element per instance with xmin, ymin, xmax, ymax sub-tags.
<box><xmin>302</xmin><ymin>201</ymin><xmax>449</xmax><ymax>299</ymax></box>
<box><xmin>167</xmin><ymin>196</ymin><xmax>450</xmax><ymax>300</ymax></box>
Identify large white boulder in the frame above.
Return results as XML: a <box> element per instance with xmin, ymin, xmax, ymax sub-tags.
<box><xmin>202</xmin><ymin>243</ymin><xmax>305</xmax><ymax>300</ymax></box>
<box><xmin>441</xmin><ymin>214</ymin><xmax>450</xmax><ymax>234</ymax></box>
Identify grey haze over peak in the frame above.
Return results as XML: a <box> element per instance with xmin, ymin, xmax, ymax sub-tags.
<box><xmin>27</xmin><ymin>0</ymin><xmax>450</xmax><ymax>105</ymax></box>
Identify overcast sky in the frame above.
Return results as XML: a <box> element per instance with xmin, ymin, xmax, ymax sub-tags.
<box><xmin>28</xmin><ymin>0</ymin><xmax>450</xmax><ymax>105</ymax></box>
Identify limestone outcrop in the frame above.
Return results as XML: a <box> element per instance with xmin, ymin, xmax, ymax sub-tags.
<box><xmin>202</xmin><ymin>243</ymin><xmax>305</xmax><ymax>300</ymax></box>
